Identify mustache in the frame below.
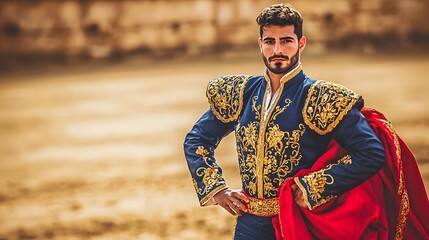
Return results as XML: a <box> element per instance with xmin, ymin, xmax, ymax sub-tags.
<box><xmin>268</xmin><ymin>55</ymin><xmax>289</xmax><ymax>61</ymax></box>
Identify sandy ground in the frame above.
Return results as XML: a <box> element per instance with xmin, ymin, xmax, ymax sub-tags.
<box><xmin>0</xmin><ymin>52</ymin><xmax>428</xmax><ymax>240</ymax></box>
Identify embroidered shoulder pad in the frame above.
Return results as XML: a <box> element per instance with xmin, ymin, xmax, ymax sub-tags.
<box><xmin>206</xmin><ymin>75</ymin><xmax>251</xmax><ymax>123</ymax></box>
<box><xmin>303</xmin><ymin>81</ymin><xmax>360</xmax><ymax>135</ymax></box>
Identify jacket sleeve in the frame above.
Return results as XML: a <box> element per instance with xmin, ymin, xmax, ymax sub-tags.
<box><xmin>297</xmin><ymin>81</ymin><xmax>386</xmax><ymax>210</ymax></box>
<box><xmin>184</xmin><ymin>75</ymin><xmax>251</xmax><ymax>206</ymax></box>
<box><xmin>183</xmin><ymin>109</ymin><xmax>234</xmax><ymax>206</ymax></box>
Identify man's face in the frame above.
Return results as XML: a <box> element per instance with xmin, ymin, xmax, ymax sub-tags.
<box><xmin>258</xmin><ymin>25</ymin><xmax>306</xmax><ymax>75</ymax></box>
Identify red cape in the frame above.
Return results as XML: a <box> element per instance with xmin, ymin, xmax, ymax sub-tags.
<box><xmin>272</xmin><ymin>108</ymin><xmax>429</xmax><ymax>240</ymax></box>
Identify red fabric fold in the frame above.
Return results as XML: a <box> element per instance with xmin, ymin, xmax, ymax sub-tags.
<box><xmin>273</xmin><ymin>108</ymin><xmax>429</xmax><ymax>240</ymax></box>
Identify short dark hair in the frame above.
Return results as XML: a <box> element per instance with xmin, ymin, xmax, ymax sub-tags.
<box><xmin>256</xmin><ymin>4</ymin><xmax>303</xmax><ymax>39</ymax></box>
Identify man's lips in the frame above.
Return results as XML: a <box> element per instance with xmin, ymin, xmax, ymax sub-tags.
<box><xmin>271</xmin><ymin>58</ymin><xmax>286</xmax><ymax>62</ymax></box>
<box><xmin>269</xmin><ymin>56</ymin><xmax>288</xmax><ymax>62</ymax></box>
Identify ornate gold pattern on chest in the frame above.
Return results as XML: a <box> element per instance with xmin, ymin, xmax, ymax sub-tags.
<box><xmin>262</xmin><ymin>122</ymin><xmax>305</xmax><ymax>197</ymax></box>
<box><xmin>236</xmin><ymin>96</ymin><xmax>306</xmax><ymax>198</ymax></box>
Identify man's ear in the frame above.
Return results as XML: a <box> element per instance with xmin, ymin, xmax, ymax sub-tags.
<box><xmin>299</xmin><ymin>36</ymin><xmax>306</xmax><ymax>53</ymax></box>
<box><xmin>258</xmin><ymin>38</ymin><xmax>262</xmax><ymax>52</ymax></box>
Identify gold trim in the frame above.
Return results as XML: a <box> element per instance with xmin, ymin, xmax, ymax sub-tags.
<box><xmin>302</xmin><ymin>81</ymin><xmax>359</xmax><ymax>135</ymax></box>
<box><xmin>199</xmin><ymin>184</ymin><xmax>228</xmax><ymax>206</ymax></box>
<box><xmin>380</xmin><ymin>119</ymin><xmax>409</xmax><ymax>240</ymax></box>
<box><xmin>264</xmin><ymin>65</ymin><xmax>302</xmax><ymax>85</ymax></box>
<box><xmin>280</xmin><ymin>65</ymin><xmax>302</xmax><ymax>84</ymax></box>
<box><xmin>395</xmin><ymin>192</ymin><xmax>409</xmax><ymax>240</ymax></box>
<box><xmin>382</xmin><ymin>119</ymin><xmax>403</xmax><ymax>194</ymax></box>
<box><xmin>256</xmin><ymin>67</ymin><xmax>302</xmax><ymax>199</ymax></box>
<box><xmin>312</xmin><ymin>195</ymin><xmax>336</xmax><ymax>209</ymax></box>
<box><xmin>256</xmin><ymin>86</ymin><xmax>270</xmax><ymax>199</ymax></box>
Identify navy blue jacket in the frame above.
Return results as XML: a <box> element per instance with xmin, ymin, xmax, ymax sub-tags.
<box><xmin>184</xmin><ymin>66</ymin><xmax>386</xmax><ymax>209</ymax></box>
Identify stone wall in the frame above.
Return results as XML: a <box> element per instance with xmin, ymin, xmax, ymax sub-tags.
<box><xmin>0</xmin><ymin>0</ymin><xmax>428</xmax><ymax>63</ymax></box>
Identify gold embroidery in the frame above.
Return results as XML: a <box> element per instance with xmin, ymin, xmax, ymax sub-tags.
<box><xmin>243</xmin><ymin>122</ymin><xmax>258</xmax><ymax>149</ymax></box>
<box><xmin>247</xmin><ymin>196</ymin><xmax>279</xmax><ymax>217</ymax></box>
<box><xmin>337</xmin><ymin>154</ymin><xmax>352</xmax><ymax>165</ymax></box>
<box><xmin>206</xmin><ymin>75</ymin><xmax>251</xmax><ymax>123</ymax></box>
<box><xmin>236</xmin><ymin>97</ymin><xmax>306</xmax><ymax>198</ymax></box>
<box><xmin>252</xmin><ymin>96</ymin><xmax>262</xmax><ymax>121</ymax></box>
<box><xmin>202</xmin><ymin>167</ymin><xmax>223</xmax><ymax>188</ymax></box>
<box><xmin>266</xmin><ymin>124</ymin><xmax>285</xmax><ymax>152</ymax></box>
<box><xmin>236</xmin><ymin>117</ymin><xmax>260</xmax><ymax>196</ymax></box>
<box><xmin>312</xmin><ymin>195</ymin><xmax>336</xmax><ymax>209</ymax></box>
<box><xmin>380</xmin><ymin>119</ymin><xmax>409</xmax><ymax>240</ymax></box>
<box><xmin>298</xmin><ymin>154</ymin><xmax>352</xmax><ymax>210</ymax></box>
<box><xmin>235</xmin><ymin>67</ymin><xmax>304</xmax><ymax>199</ymax></box>
<box><xmin>303</xmin><ymin>81</ymin><xmax>360</xmax><ymax>135</ymax></box>
<box><xmin>302</xmin><ymin>168</ymin><xmax>334</xmax><ymax>203</ymax></box>
<box><xmin>196</xmin><ymin>146</ymin><xmax>209</xmax><ymax>157</ymax></box>
<box><xmin>262</xmin><ymin>98</ymin><xmax>305</xmax><ymax>197</ymax></box>
<box><xmin>263</xmin><ymin>123</ymin><xmax>305</xmax><ymax>197</ymax></box>
<box><xmin>194</xmin><ymin>146</ymin><xmax>225</xmax><ymax>201</ymax></box>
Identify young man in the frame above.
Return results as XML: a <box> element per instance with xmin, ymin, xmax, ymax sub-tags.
<box><xmin>184</xmin><ymin>4</ymin><xmax>428</xmax><ymax>240</ymax></box>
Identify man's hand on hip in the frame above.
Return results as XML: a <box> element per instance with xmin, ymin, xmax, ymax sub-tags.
<box><xmin>213</xmin><ymin>188</ymin><xmax>249</xmax><ymax>216</ymax></box>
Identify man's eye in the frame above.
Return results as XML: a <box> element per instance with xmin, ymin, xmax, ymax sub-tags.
<box><xmin>265</xmin><ymin>40</ymin><xmax>274</xmax><ymax>44</ymax></box>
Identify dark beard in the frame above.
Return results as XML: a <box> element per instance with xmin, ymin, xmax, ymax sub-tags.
<box><xmin>262</xmin><ymin>49</ymin><xmax>300</xmax><ymax>74</ymax></box>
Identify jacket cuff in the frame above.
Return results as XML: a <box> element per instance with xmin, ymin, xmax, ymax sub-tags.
<box><xmin>200</xmin><ymin>185</ymin><xmax>228</xmax><ymax>206</ymax></box>
<box><xmin>294</xmin><ymin>176</ymin><xmax>336</xmax><ymax>211</ymax></box>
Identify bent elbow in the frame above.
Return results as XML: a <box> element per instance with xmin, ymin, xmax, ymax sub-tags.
<box><xmin>373</xmin><ymin>143</ymin><xmax>387</xmax><ymax>170</ymax></box>
<box><xmin>183</xmin><ymin>131</ymin><xmax>196</xmax><ymax>154</ymax></box>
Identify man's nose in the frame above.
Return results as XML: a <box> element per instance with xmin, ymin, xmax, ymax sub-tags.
<box><xmin>273</xmin><ymin>42</ymin><xmax>283</xmax><ymax>55</ymax></box>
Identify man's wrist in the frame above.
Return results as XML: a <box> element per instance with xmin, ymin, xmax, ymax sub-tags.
<box><xmin>204</xmin><ymin>197</ymin><xmax>218</xmax><ymax>206</ymax></box>
<box><xmin>202</xmin><ymin>186</ymin><xmax>229</xmax><ymax>206</ymax></box>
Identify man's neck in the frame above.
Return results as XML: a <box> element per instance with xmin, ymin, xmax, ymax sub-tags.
<box><xmin>267</xmin><ymin>72</ymin><xmax>283</xmax><ymax>94</ymax></box>
<box><xmin>266</xmin><ymin>63</ymin><xmax>301</xmax><ymax>94</ymax></box>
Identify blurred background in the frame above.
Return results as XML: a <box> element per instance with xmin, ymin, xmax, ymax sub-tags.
<box><xmin>0</xmin><ymin>0</ymin><xmax>428</xmax><ymax>239</ymax></box>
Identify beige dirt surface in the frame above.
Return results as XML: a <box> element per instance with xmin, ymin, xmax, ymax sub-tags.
<box><xmin>0</xmin><ymin>52</ymin><xmax>428</xmax><ymax>240</ymax></box>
